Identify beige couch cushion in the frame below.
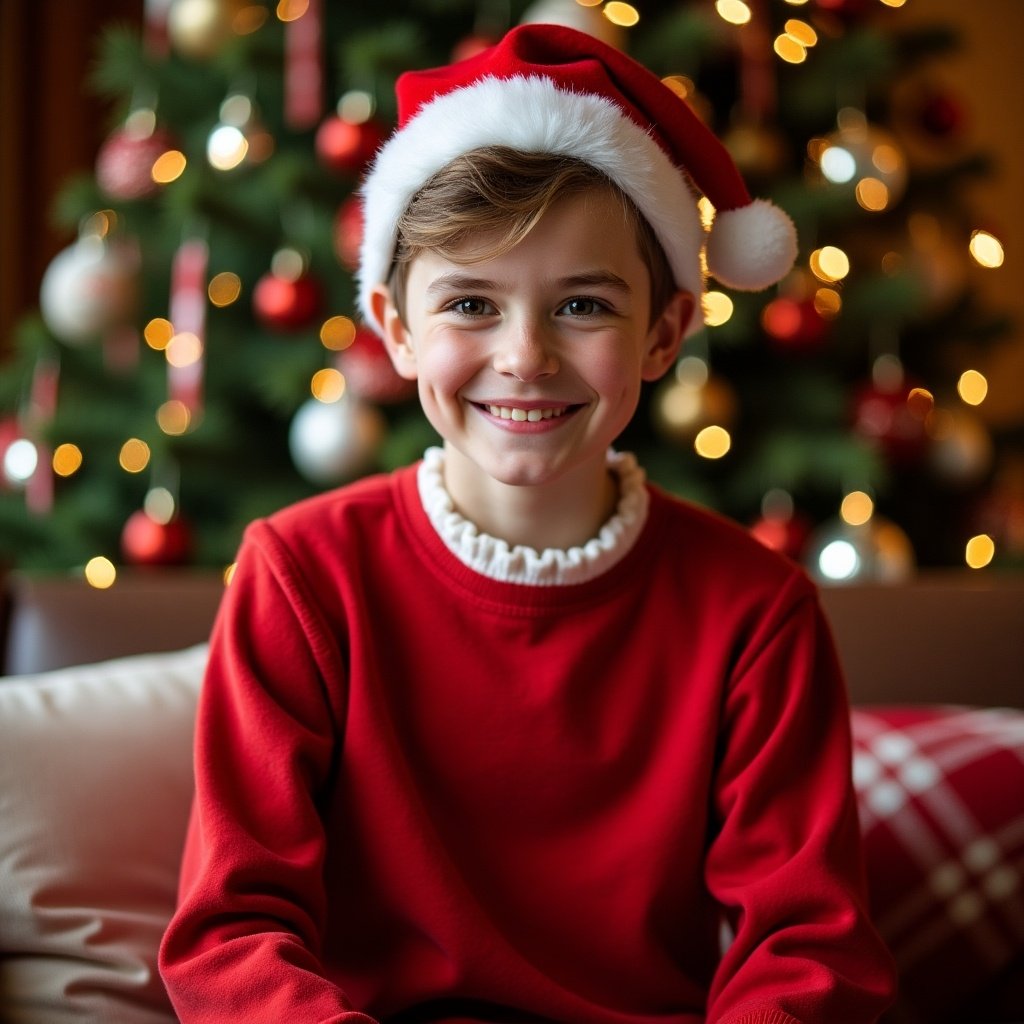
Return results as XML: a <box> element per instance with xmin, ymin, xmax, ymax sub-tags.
<box><xmin>0</xmin><ymin>645</ymin><xmax>207</xmax><ymax>1023</ymax></box>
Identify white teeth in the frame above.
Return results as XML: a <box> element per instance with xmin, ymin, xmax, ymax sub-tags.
<box><xmin>486</xmin><ymin>405</ymin><xmax>568</xmax><ymax>421</ymax></box>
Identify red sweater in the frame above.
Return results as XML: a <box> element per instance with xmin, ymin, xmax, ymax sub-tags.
<box><xmin>159</xmin><ymin>462</ymin><xmax>895</xmax><ymax>1023</ymax></box>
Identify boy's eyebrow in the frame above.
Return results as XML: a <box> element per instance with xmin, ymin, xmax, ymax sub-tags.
<box><xmin>425</xmin><ymin>270</ymin><xmax>633</xmax><ymax>295</ymax></box>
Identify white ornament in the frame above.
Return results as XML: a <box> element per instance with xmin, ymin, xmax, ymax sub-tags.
<box><xmin>805</xmin><ymin>515</ymin><xmax>915</xmax><ymax>586</ymax></box>
<box><xmin>519</xmin><ymin>0</ymin><xmax>623</xmax><ymax>48</ymax></box>
<box><xmin>39</xmin><ymin>236</ymin><xmax>138</xmax><ymax>346</ymax></box>
<box><xmin>289</xmin><ymin>396</ymin><xmax>385</xmax><ymax>486</ymax></box>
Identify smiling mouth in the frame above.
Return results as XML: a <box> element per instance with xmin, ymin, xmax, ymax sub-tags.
<box><xmin>480</xmin><ymin>404</ymin><xmax>580</xmax><ymax>422</ymax></box>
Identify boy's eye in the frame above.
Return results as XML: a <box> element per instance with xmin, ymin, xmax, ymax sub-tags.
<box><xmin>448</xmin><ymin>297</ymin><xmax>495</xmax><ymax>316</ymax></box>
<box><xmin>559</xmin><ymin>297</ymin><xmax>605</xmax><ymax>317</ymax></box>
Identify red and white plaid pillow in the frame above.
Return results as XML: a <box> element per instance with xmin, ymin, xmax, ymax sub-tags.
<box><xmin>852</xmin><ymin>706</ymin><xmax>1024</xmax><ymax>1023</ymax></box>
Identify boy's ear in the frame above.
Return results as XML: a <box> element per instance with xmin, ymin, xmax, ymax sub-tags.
<box><xmin>641</xmin><ymin>289</ymin><xmax>693</xmax><ymax>382</ymax></box>
<box><xmin>371</xmin><ymin>284</ymin><xmax>418</xmax><ymax>381</ymax></box>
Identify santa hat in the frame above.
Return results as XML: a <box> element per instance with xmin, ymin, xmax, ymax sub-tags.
<box><xmin>358</xmin><ymin>22</ymin><xmax>797</xmax><ymax>336</ymax></box>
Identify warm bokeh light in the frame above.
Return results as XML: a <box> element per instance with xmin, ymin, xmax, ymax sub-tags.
<box><xmin>810</xmin><ymin>246</ymin><xmax>850</xmax><ymax>283</ymax></box>
<box><xmin>965</xmin><ymin>534</ymin><xmax>995</xmax><ymax>569</ymax></box>
<box><xmin>906</xmin><ymin>387</ymin><xmax>935</xmax><ymax>420</ymax></box>
<box><xmin>603</xmin><ymin>2</ymin><xmax>640</xmax><ymax>26</ymax></box>
<box><xmin>82</xmin><ymin>210</ymin><xmax>117</xmax><ymax>239</ymax></box>
<box><xmin>773</xmin><ymin>34</ymin><xmax>806</xmax><ymax>63</ymax></box>
<box><xmin>157</xmin><ymin>400</ymin><xmax>192</xmax><ymax>436</ymax></box>
<box><xmin>784</xmin><ymin>19</ymin><xmax>817</xmax><ymax>46</ymax></box>
<box><xmin>152</xmin><ymin>149</ymin><xmax>187</xmax><ymax>184</ymax></box>
<box><xmin>233</xmin><ymin>5</ymin><xmax>269</xmax><ymax>33</ymax></box>
<box><xmin>311</xmin><ymin>368</ymin><xmax>347</xmax><ymax>403</ymax></box>
<box><xmin>207</xmin><ymin>125</ymin><xmax>248</xmax><ymax>171</ymax></box>
<box><xmin>702</xmin><ymin>291</ymin><xmax>734</xmax><ymax>327</ymax></box>
<box><xmin>841</xmin><ymin>491</ymin><xmax>874</xmax><ymax>527</ymax></box>
<box><xmin>969</xmin><ymin>230</ymin><xmax>1005</xmax><ymax>269</ymax></box>
<box><xmin>165</xmin><ymin>332</ymin><xmax>204</xmax><ymax>368</ymax></box>
<box><xmin>85</xmin><ymin>556</ymin><xmax>117</xmax><ymax>589</ymax></box>
<box><xmin>276</xmin><ymin>0</ymin><xmax>309</xmax><ymax>22</ymax></box>
<box><xmin>144</xmin><ymin>317</ymin><xmax>175</xmax><ymax>350</ymax></box>
<box><xmin>698</xmin><ymin>196</ymin><xmax>716</xmax><ymax>229</ymax></box>
<box><xmin>661</xmin><ymin>75</ymin><xmax>696</xmax><ymax>101</ymax></box>
<box><xmin>855</xmin><ymin>178</ymin><xmax>890</xmax><ymax>212</ymax></box>
<box><xmin>958</xmin><ymin>369</ymin><xmax>989</xmax><ymax>405</ymax></box>
<box><xmin>53</xmin><ymin>443</ymin><xmax>83</xmax><ymax>477</ymax></box>
<box><xmin>223</xmin><ymin>561</ymin><xmax>238</xmax><ymax>585</ymax></box>
<box><xmin>119</xmin><ymin>438</ymin><xmax>151</xmax><ymax>473</ymax></box>
<box><xmin>814</xmin><ymin>288</ymin><xmax>842</xmax><ymax>319</ymax></box>
<box><xmin>320</xmin><ymin>315</ymin><xmax>357</xmax><ymax>351</ymax></box>
<box><xmin>209</xmin><ymin>271</ymin><xmax>242</xmax><ymax>307</ymax></box>
<box><xmin>820</xmin><ymin>145</ymin><xmax>856</xmax><ymax>183</ymax></box>
<box><xmin>694</xmin><ymin>425</ymin><xmax>731</xmax><ymax>459</ymax></box>
<box><xmin>715</xmin><ymin>0</ymin><xmax>752</xmax><ymax>26</ymax></box>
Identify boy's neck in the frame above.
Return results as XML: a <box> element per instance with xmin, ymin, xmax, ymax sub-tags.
<box><xmin>440</xmin><ymin>444</ymin><xmax>620</xmax><ymax>552</ymax></box>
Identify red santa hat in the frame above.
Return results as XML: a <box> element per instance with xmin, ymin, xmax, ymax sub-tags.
<box><xmin>358</xmin><ymin>22</ymin><xmax>797</xmax><ymax>336</ymax></box>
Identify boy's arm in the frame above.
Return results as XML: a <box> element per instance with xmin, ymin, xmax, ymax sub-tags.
<box><xmin>703</xmin><ymin>577</ymin><xmax>897</xmax><ymax>1024</ymax></box>
<box><xmin>158</xmin><ymin>522</ymin><xmax>378</xmax><ymax>1024</ymax></box>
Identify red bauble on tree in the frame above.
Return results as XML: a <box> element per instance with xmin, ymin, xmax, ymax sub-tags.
<box><xmin>121</xmin><ymin>509</ymin><xmax>193</xmax><ymax>566</ymax></box>
<box><xmin>333</xmin><ymin>196</ymin><xmax>364</xmax><ymax>272</ymax></box>
<box><xmin>253</xmin><ymin>251</ymin><xmax>323</xmax><ymax>331</ymax></box>
<box><xmin>761</xmin><ymin>296</ymin><xmax>829</xmax><ymax>353</ymax></box>
<box><xmin>96</xmin><ymin>123</ymin><xmax>178</xmax><ymax>201</ymax></box>
<box><xmin>315</xmin><ymin>116</ymin><xmax>387</xmax><ymax>176</ymax></box>
<box><xmin>339</xmin><ymin>328</ymin><xmax>417</xmax><ymax>404</ymax></box>
<box><xmin>852</xmin><ymin>374</ymin><xmax>932</xmax><ymax>466</ymax></box>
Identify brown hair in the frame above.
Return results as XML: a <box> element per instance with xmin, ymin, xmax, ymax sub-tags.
<box><xmin>386</xmin><ymin>147</ymin><xmax>676</xmax><ymax>326</ymax></box>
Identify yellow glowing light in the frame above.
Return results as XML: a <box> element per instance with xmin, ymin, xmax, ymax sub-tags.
<box><xmin>784</xmin><ymin>19</ymin><xmax>817</xmax><ymax>46</ymax></box>
<box><xmin>698</xmin><ymin>196</ymin><xmax>716</xmax><ymax>230</ymax></box>
<box><xmin>871</xmin><ymin>143</ymin><xmax>902</xmax><ymax>175</ymax></box>
<box><xmin>715</xmin><ymin>0</ymin><xmax>752</xmax><ymax>25</ymax></box>
<box><xmin>774</xmin><ymin>34</ymin><xmax>807</xmax><ymax>63</ymax></box>
<box><xmin>603</xmin><ymin>1</ymin><xmax>640</xmax><ymax>26</ymax></box>
<box><xmin>661</xmin><ymin>75</ymin><xmax>695</xmax><ymax>101</ymax></box>
<box><xmin>814</xmin><ymin>288</ymin><xmax>842</xmax><ymax>319</ymax></box>
<box><xmin>810</xmin><ymin>246</ymin><xmax>850</xmax><ymax>283</ymax></box>
<box><xmin>576</xmin><ymin>0</ymin><xmax>602</xmax><ymax>6</ymax></box>
<box><xmin>783</xmin><ymin>0</ymin><xmax>809</xmax><ymax>4</ymax></box>
<box><xmin>311</xmin><ymin>368</ymin><xmax>347</xmax><ymax>403</ymax></box>
<box><xmin>276</xmin><ymin>0</ymin><xmax>309</xmax><ymax>21</ymax></box>
<box><xmin>879</xmin><ymin>0</ymin><xmax>906</xmax><ymax>7</ymax></box>
<box><xmin>320</xmin><ymin>315</ymin><xmax>357</xmax><ymax>351</ymax></box>
<box><xmin>702</xmin><ymin>291</ymin><xmax>734</xmax><ymax>327</ymax></box>
<box><xmin>157</xmin><ymin>400</ymin><xmax>192</xmax><ymax>436</ymax></box>
<box><xmin>144</xmin><ymin>317</ymin><xmax>175</xmax><ymax>350</ymax></box>
<box><xmin>965</xmin><ymin>534</ymin><xmax>995</xmax><ymax>569</ymax></box>
<box><xmin>958</xmin><ymin>369</ymin><xmax>989</xmax><ymax>406</ymax></box>
<box><xmin>695</xmin><ymin>425</ymin><xmax>731</xmax><ymax>460</ymax></box>
<box><xmin>53</xmin><ymin>443</ymin><xmax>83</xmax><ymax>477</ymax></box>
<box><xmin>165</xmin><ymin>332</ymin><xmax>204</xmax><ymax>368</ymax></box>
<box><xmin>85</xmin><ymin>556</ymin><xmax>117</xmax><ymax>590</ymax></box>
<box><xmin>82</xmin><ymin>210</ymin><xmax>117</xmax><ymax>239</ymax></box>
<box><xmin>151</xmin><ymin>149</ymin><xmax>187</xmax><ymax>184</ymax></box>
<box><xmin>233</xmin><ymin>4</ymin><xmax>269</xmax><ymax>33</ymax></box>
<box><xmin>969</xmin><ymin>230</ymin><xmax>1005</xmax><ymax>269</ymax></box>
<box><xmin>223</xmin><ymin>562</ymin><xmax>238</xmax><ymax>585</ymax></box>
<box><xmin>906</xmin><ymin>387</ymin><xmax>935</xmax><ymax>420</ymax></box>
<box><xmin>855</xmin><ymin>178</ymin><xmax>890</xmax><ymax>212</ymax></box>
<box><xmin>841</xmin><ymin>491</ymin><xmax>874</xmax><ymax>527</ymax></box>
<box><xmin>119</xmin><ymin>438</ymin><xmax>151</xmax><ymax>473</ymax></box>
<box><xmin>208</xmin><ymin>271</ymin><xmax>242</xmax><ymax>307</ymax></box>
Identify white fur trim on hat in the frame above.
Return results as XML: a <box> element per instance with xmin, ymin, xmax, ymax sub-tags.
<box><xmin>357</xmin><ymin>75</ymin><xmax>706</xmax><ymax>336</ymax></box>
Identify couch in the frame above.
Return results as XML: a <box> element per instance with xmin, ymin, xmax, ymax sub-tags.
<box><xmin>1</xmin><ymin>569</ymin><xmax>1022</xmax><ymax>1023</ymax></box>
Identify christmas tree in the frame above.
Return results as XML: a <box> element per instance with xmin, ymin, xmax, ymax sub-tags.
<box><xmin>0</xmin><ymin>0</ymin><xmax>1018</xmax><ymax>582</ymax></box>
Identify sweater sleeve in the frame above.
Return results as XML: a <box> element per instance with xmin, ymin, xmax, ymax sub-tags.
<box><xmin>703</xmin><ymin>573</ymin><xmax>897</xmax><ymax>1024</ymax></box>
<box><xmin>158</xmin><ymin>522</ymin><xmax>378</xmax><ymax>1024</ymax></box>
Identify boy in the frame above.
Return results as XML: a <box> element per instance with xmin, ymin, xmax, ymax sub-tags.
<box><xmin>159</xmin><ymin>23</ymin><xmax>896</xmax><ymax>1023</ymax></box>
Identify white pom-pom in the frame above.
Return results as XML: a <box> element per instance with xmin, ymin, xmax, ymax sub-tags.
<box><xmin>705</xmin><ymin>198</ymin><xmax>798</xmax><ymax>292</ymax></box>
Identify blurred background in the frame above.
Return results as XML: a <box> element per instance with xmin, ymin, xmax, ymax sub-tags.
<box><xmin>0</xmin><ymin>0</ymin><xmax>1021</xmax><ymax>585</ymax></box>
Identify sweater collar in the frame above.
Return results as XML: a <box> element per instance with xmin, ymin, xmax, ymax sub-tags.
<box><xmin>416</xmin><ymin>446</ymin><xmax>650</xmax><ymax>587</ymax></box>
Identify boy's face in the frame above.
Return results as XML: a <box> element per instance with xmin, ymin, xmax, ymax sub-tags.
<box><xmin>372</xmin><ymin>188</ymin><xmax>690</xmax><ymax>500</ymax></box>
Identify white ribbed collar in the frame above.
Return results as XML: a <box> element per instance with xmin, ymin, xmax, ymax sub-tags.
<box><xmin>416</xmin><ymin>447</ymin><xmax>650</xmax><ymax>587</ymax></box>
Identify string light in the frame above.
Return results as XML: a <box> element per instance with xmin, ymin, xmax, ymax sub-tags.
<box><xmin>53</xmin><ymin>443</ymin><xmax>84</xmax><ymax>477</ymax></box>
<box><xmin>311</xmin><ymin>368</ymin><xmax>346</xmax><ymax>403</ymax></box>
<box><xmin>784</xmin><ymin>19</ymin><xmax>817</xmax><ymax>46</ymax></box>
<box><xmin>814</xmin><ymin>288</ymin><xmax>842</xmax><ymax>318</ymax></box>
<box><xmin>208</xmin><ymin>271</ymin><xmax>242</xmax><ymax>307</ymax></box>
<box><xmin>207</xmin><ymin>125</ymin><xmax>248</xmax><ymax>170</ymax></box>
<box><xmin>157</xmin><ymin>400</ymin><xmax>192</xmax><ymax>436</ymax></box>
<box><xmin>841</xmin><ymin>491</ymin><xmax>874</xmax><ymax>526</ymax></box>
<box><xmin>969</xmin><ymin>230</ymin><xmax>1005</xmax><ymax>268</ymax></box>
<box><xmin>603</xmin><ymin>2</ymin><xmax>640</xmax><ymax>26</ymax></box>
<box><xmin>818</xmin><ymin>539</ymin><xmax>859</xmax><ymax>582</ymax></box>
<box><xmin>276</xmin><ymin>0</ymin><xmax>309</xmax><ymax>21</ymax></box>
<box><xmin>774</xmin><ymin>34</ymin><xmax>807</xmax><ymax>64</ymax></box>
<box><xmin>320</xmin><ymin>315</ymin><xmax>357</xmax><ymax>351</ymax></box>
<box><xmin>152</xmin><ymin>150</ymin><xmax>187</xmax><ymax>184</ymax></box>
<box><xmin>702</xmin><ymin>291</ymin><xmax>734</xmax><ymax>327</ymax></box>
<box><xmin>715</xmin><ymin>0</ymin><xmax>752</xmax><ymax>26</ymax></box>
<box><xmin>3</xmin><ymin>438</ymin><xmax>38</xmax><ymax>484</ymax></box>
<box><xmin>695</xmin><ymin>425</ymin><xmax>731</xmax><ymax>459</ymax></box>
<box><xmin>165</xmin><ymin>331</ymin><xmax>204</xmax><ymax>368</ymax></box>
<box><xmin>810</xmin><ymin>246</ymin><xmax>850</xmax><ymax>283</ymax></box>
<box><xmin>144</xmin><ymin>486</ymin><xmax>176</xmax><ymax>524</ymax></box>
<box><xmin>85</xmin><ymin>556</ymin><xmax>117</xmax><ymax>589</ymax></box>
<box><xmin>144</xmin><ymin>317</ymin><xmax>175</xmax><ymax>350</ymax></box>
<box><xmin>957</xmin><ymin>369</ymin><xmax>989</xmax><ymax>405</ymax></box>
<box><xmin>119</xmin><ymin>438</ymin><xmax>151</xmax><ymax>473</ymax></box>
<box><xmin>233</xmin><ymin>4</ymin><xmax>269</xmax><ymax>33</ymax></box>
<box><xmin>855</xmin><ymin>178</ymin><xmax>889</xmax><ymax>212</ymax></box>
<box><xmin>965</xmin><ymin>534</ymin><xmax>995</xmax><ymax>569</ymax></box>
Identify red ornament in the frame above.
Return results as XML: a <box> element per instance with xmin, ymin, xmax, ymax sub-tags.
<box><xmin>253</xmin><ymin>270</ymin><xmax>323</xmax><ymax>331</ymax></box>
<box><xmin>339</xmin><ymin>328</ymin><xmax>416</xmax><ymax>404</ymax></box>
<box><xmin>315</xmin><ymin>116</ymin><xmax>387</xmax><ymax>176</ymax></box>
<box><xmin>761</xmin><ymin>296</ymin><xmax>829</xmax><ymax>352</ymax></box>
<box><xmin>121</xmin><ymin>510</ymin><xmax>193</xmax><ymax>566</ymax></box>
<box><xmin>749</xmin><ymin>513</ymin><xmax>812</xmax><ymax>560</ymax></box>
<box><xmin>852</xmin><ymin>379</ymin><xmax>931</xmax><ymax>465</ymax></box>
<box><xmin>333</xmin><ymin>196</ymin><xmax>364</xmax><ymax>272</ymax></box>
<box><xmin>96</xmin><ymin>126</ymin><xmax>178</xmax><ymax>201</ymax></box>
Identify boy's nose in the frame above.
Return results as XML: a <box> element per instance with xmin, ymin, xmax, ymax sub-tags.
<box><xmin>492</xmin><ymin>320</ymin><xmax>558</xmax><ymax>382</ymax></box>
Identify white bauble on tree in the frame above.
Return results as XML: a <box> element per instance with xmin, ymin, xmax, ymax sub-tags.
<box><xmin>39</xmin><ymin>235</ymin><xmax>138</xmax><ymax>346</ymax></box>
<box><xmin>167</xmin><ymin>0</ymin><xmax>239</xmax><ymax>59</ymax></box>
<box><xmin>289</xmin><ymin>396</ymin><xmax>385</xmax><ymax>486</ymax></box>
<box><xmin>804</xmin><ymin>516</ymin><xmax>915</xmax><ymax>586</ymax></box>
<box><xmin>520</xmin><ymin>0</ymin><xmax>623</xmax><ymax>48</ymax></box>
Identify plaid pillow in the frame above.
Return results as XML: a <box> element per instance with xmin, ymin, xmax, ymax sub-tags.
<box><xmin>852</xmin><ymin>706</ymin><xmax>1024</xmax><ymax>1024</ymax></box>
